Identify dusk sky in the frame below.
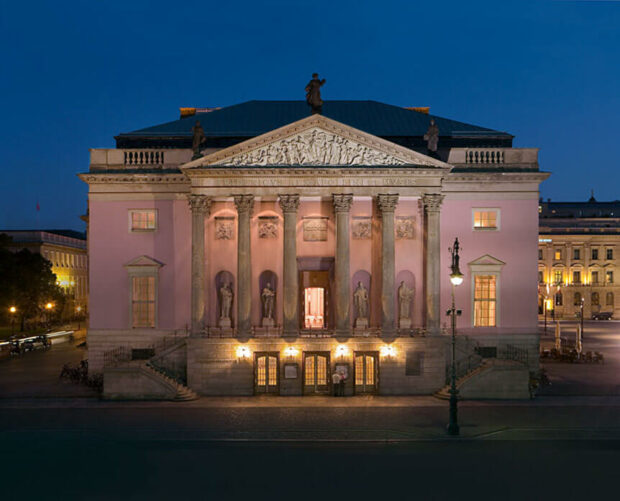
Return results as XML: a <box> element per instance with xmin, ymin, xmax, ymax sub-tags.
<box><xmin>1</xmin><ymin>0</ymin><xmax>619</xmax><ymax>231</ymax></box>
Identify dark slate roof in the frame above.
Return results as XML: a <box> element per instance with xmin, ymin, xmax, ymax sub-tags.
<box><xmin>118</xmin><ymin>100</ymin><xmax>511</xmax><ymax>139</ymax></box>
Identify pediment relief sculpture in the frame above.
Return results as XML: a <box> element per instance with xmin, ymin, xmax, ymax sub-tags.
<box><xmin>218</xmin><ymin>128</ymin><xmax>407</xmax><ymax>167</ymax></box>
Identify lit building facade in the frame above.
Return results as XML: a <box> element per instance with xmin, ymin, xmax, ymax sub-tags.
<box><xmin>538</xmin><ymin>198</ymin><xmax>619</xmax><ymax>319</ymax></box>
<box><xmin>1</xmin><ymin>229</ymin><xmax>89</xmax><ymax>316</ymax></box>
<box><xmin>81</xmin><ymin>100</ymin><xmax>547</xmax><ymax>398</ymax></box>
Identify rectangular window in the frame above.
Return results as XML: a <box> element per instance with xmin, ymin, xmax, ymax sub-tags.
<box><xmin>538</xmin><ymin>249</ymin><xmax>543</xmax><ymax>260</ymax></box>
<box><xmin>131</xmin><ymin>276</ymin><xmax>156</xmax><ymax>327</ymax></box>
<box><xmin>554</xmin><ymin>270</ymin><xmax>563</xmax><ymax>284</ymax></box>
<box><xmin>573</xmin><ymin>271</ymin><xmax>581</xmax><ymax>284</ymax></box>
<box><xmin>591</xmin><ymin>271</ymin><xmax>599</xmax><ymax>284</ymax></box>
<box><xmin>473</xmin><ymin>210</ymin><xmax>499</xmax><ymax>230</ymax></box>
<box><xmin>538</xmin><ymin>271</ymin><xmax>544</xmax><ymax>283</ymax></box>
<box><xmin>592</xmin><ymin>249</ymin><xmax>599</xmax><ymax>260</ymax></box>
<box><xmin>554</xmin><ymin>249</ymin><xmax>562</xmax><ymax>260</ymax></box>
<box><xmin>573</xmin><ymin>249</ymin><xmax>581</xmax><ymax>260</ymax></box>
<box><xmin>607</xmin><ymin>249</ymin><xmax>614</xmax><ymax>260</ymax></box>
<box><xmin>130</xmin><ymin>210</ymin><xmax>157</xmax><ymax>232</ymax></box>
<box><xmin>607</xmin><ymin>271</ymin><xmax>614</xmax><ymax>284</ymax></box>
<box><xmin>474</xmin><ymin>275</ymin><xmax>496</xmax><ymax>327</ymax></box>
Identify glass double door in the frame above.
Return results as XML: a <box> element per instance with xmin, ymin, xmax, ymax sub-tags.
<box><xmin>255</xmin><ymin>353</ymin><xmax>279</xmax><ymax>394</ymax></box>
<box><xmin>354</xmin><ymin>352</ymin><xmax>378</xmax><ymax>394</ymax></box>
<box><xmin>303</xmin><ymin>352</ymin><xmax>330</xmax><ymax>395</ymax></box>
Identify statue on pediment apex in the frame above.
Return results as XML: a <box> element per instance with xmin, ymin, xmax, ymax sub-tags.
<box><xmin>305</xmin><ymin>73</ymin><xmax>326</xmax><ymax>114</ymax></box>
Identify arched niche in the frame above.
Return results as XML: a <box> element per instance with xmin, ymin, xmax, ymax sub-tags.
<box><xmin>259</xmin><ymin>270</ymin><xmax>278</xmax><ymax>322</ymax></box>
<box><xmin>215</xmin><ymin>270</ymin><xmax>234</xmax><ymax>327</ymax></box>
<box><xmin>396</xmin><ymin>270</ymin><xmax>415</xmax><ymax>326</ymax></box>
<box><xmin>351</xmin><ymin>270</ymin><xmax>371</xmax><ymax>325</ymax></box>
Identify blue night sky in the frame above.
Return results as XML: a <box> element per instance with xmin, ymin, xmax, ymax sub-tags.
<box><xmin>1</xmin><ymin>0</ymin><xmax>619</xmax><ymax>231</ymax></box>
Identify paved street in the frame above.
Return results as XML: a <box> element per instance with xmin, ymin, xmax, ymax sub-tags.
<box><xmin>1</xmin><ymin>324</ymin><xmax>620</xmax><ymax>499</ymax></box>
<box><xmin>539</xmin><ymin>319</ymin><xmax>620</xmax><ymax>395</ymax></box>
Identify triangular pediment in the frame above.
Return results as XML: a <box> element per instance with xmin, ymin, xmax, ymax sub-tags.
<box><xmin>183</xmin><ymin>114</ymin><xmax>450</xmax><ymax>169</ymax></box>
<box><xmin>124</xmin><ymin>255</ymin><xmax>164</xmax><ymax>268</ymax></box>
<box><xmin>468</xmin><ymin>254</ymin><xmax>506</xmax><ymax>267</ymax></box>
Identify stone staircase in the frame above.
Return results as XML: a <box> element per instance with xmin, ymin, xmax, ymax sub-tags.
<box><xmin>434</xmin><ymin>360</ymin><xmax>493</xmax><ymax>400</ymax></box>
<box><xmin>143</xmin><ymin>362</ymin><xmax>199</xmax><ymax>401</ymax></box>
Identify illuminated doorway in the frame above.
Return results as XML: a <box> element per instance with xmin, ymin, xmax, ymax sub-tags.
<box><xmin>303</xmin><ymin>352</ymin><xmax>330</xmax><ymax>394</ymax></box>
<box><xmin>354</xmin><ymin>352</ymin><xmax>378</xmax><ymax>394</ymax></box>
<box><xmin>254</xmin><ymin>352</ymin><xmax>279</xmax><ymax>394</ymax></box>
<box><xmin>304</xmin><ymin>287</ymin><xmax>325</xmax><ymax>329</ymax></box>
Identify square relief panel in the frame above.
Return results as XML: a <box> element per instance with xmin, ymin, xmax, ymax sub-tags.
<box><xmin>258</xmin><ymin>216</ymin><xmax>278</xmax><ymax>239</ymax></box>
<box><xmin>352</xmin><ymin>217</ymin><xmax>371</xmax><ymax>240</ymax></box>
<box><xmin>303</xmin><ymin>217</ymin><xmax>328</xmax><ymax>241</ymax></box>
<box><xmin>396</xmin><ymin>216</ymin><xmax>415</xmax><ymax>240</ymax></box>
<box><xmin>215</xmin><ymin>217</ymin><xmax>234</xmax><ymax>240</ymax></box>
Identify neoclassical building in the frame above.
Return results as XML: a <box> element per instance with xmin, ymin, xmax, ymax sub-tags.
<box><xmin>538</xmin><ymin>197</ymin><xmax>619</xmax><ymax>319</ymax></box>
<box><xmin>82</xmin><ymin>100</ymin><xmax>547</xmax><ymax>398</ymax></box>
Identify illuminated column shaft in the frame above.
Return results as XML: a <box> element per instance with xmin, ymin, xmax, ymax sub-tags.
<box><xmin>278</xmin><ymin>194</ymin><xmax>300</xmax><ymax>337</ymax></box>
<box><xmin>188</xmin><ymin>194</ymin><xmax>211</xmax><ymax>335</ymax></box>
<box><xmin>234</xmin><ymin>194</ymin><xmax>254</xmax><ymax>339</ymax></box>
<box><xmin>333</xmin><ymin>194</ymin><xmax>353</xmax><ymax>335</ymax></box>
<box><xmin>377</xmin><ymin>194</ymin><xmax>399</xmax><ymax>337</ymax></box>
<box><xmin>423</xmin><ymin>194</ymin><xmax>444</xmax><ymax>335</ymax></box>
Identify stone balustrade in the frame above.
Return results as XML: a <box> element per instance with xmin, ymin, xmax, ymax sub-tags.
<box><xmin>447</xmin><ymin>148</ymin><xmax>539</xmax><ymax>169</ymax></box>
<box><xmin>89</xmin><ymin>148</ymin><xmax>193</xmax><ymax>170</ymax></box>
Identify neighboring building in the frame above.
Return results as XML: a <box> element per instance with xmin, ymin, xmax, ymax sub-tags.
<box><xmin>538</xmin><ymin>197</ymin><xmax>619</xmax><ymax>319</ymax></box>
<box><xmin>81</xmin><ymin>100</ymin><xmax>547</xmax><ymax>398</ymax></box>
<box><xmin>0</xmin><ymin>230</ymin><xmax>89</xmax><ymax>316</ymax></box>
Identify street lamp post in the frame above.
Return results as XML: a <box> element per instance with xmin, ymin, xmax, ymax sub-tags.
<box><xmin>45</xmin><ymin>302</ymin><xmax>53</xmax><ymax>332</ymax></box>
<box><xmin>580</xmin><ymin>297</ymin><xmax>585</xmax><ymax>340</ymax></box>
<box><xmin>76</xmin><ymin>306</ymin><xmax>82</xmax><ymax>331</ymax></box>
<box><xmin>9</xmin><ymin>306</ymin><xmax>16</xmax><ymax>336</ymax></box>
<box><xmin>447</xmin><ymin>238</ymin><xmax>463</xmax><ymax>437</ymax></box>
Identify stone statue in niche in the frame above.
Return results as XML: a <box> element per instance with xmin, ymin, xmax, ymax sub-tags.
<box><xmin>219</xmin><ymin>282</ymin><xmax>233</xmax><ymax>328</ymax></box>
<box><xmin>261</xmin><ymin>283</ymin><xmax>276</xmax><ymax>327</ymax></box>
<box><xmin>398</xmin><ymin>281</ymin><xmax>415</xmax><ymax>329</ymax></box>
<box><xmin>352</xmin><ymin>219</ymin><xmax>371</xmax><ymax>240</ymax></box>
<box><xmin>395</xmin><ymin>217</ymin><xmax>415</xmax><ymax>240</ymax></box>
<box><xmin>215</xmin><ymin>219</ymin><xmax>234</xmax><ymax>240</ymax></box>
<box><xmin>423</xmin><ymin>118</ymin><xmax>439</xmax><ymax>155</ymax></box>
<box><xmin>305</xmin><ymin>73</ymin><xmax>326</xmax><ymax>114</ymax></box>
<box><xmin>353</xmin><ymin>281</ymin><xmax>369</xmax><ymax>329</ymax></box>
<box><xmin>258</xmin><ymin>219</ymin><xmax>278</xmax><ymax>239</ymax></box>
<box><xmin>192</xmin><ymin>120</ymin><xmax>206</xmax><ymax>159</ymax></box>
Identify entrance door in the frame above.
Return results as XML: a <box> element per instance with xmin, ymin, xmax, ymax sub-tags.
<box><xmin>303</xmin><ymin>352</ymin><xmax>330</xmax><ymax>394</ymax></box>
<box><xmin>255</xmin><ymin>353</ymin><xmax>279</xmax><ymax>394</ymax></box>
<box><xmin>300</xmin><ymin>271</ymin><xmax>330</xmax><ymax>330</ymax></box>
<box><xmin>354</xmin><ymin>352</ymin><xmax>378</xmax><ymax>394</ymax></box>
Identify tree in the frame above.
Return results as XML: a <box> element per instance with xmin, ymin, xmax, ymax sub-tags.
<box><xmin>0</xmin><ymin>235</ymin><xmax>65</xmax><ymax>331</ymax></box>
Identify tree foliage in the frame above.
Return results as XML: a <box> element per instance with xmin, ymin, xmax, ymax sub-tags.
<box><xmin>0</xmin><ymin>234</ymin><xmax>65</xmax><ymax>330</ymax></box>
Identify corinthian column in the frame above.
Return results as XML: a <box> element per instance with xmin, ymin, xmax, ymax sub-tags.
<box><xmin>422</xmin><ymin>193</ymin><xmax>444</xmax><ymax>335</ymax></box>
<box><xmin>377</xmin><ymin>194</ymin><xmax>399</xmax><ymax>337</ymax></box>
<box><xmin>333</xmin><ymin>194</ymin><xmax>353</xmax><ymax>336</ymax></box>
<box><xmin>188</xmin><ymin>194</ymin><xmax>211</xmax><ymax>335</ymax></box>
<box><xmin>278</xmin><ymin>194</ymin><xmax>300</xmax><ymax>337</ymax></box>
<box><xmin>234</xmin><ymin>194</ymin><xmax>254</xmax><ymax>338</ymax></box>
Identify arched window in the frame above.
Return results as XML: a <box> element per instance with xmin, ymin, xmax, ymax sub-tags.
<box><xmin>555</xmin><ymin>291</ymin><xmax>563</xmax><ymax>306</ymax></box>
<box><xmin>607</xmin><ymin>292</ymin><xmax>614</xmax><ymax>306</ymax></box>
<box><xmin>574</xmin><ymin>292</ymin><xmax>582</xmax><ymax>306</ymax></box>
<box><xmin>592</xmin><ymin>292</ymin><xmax>600</xmax><ymax>306</ymax></box>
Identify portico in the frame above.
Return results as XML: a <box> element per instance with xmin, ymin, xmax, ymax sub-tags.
<box><xmin>183</xmin><ymin>114</ymin><xmax>449</xmax><ymax>339</ymax></box>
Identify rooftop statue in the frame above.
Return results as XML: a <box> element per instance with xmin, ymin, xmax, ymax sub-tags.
<box><xmin>192</xmin><ymin>120</ymin><xmax>206</xmax><ymax>159</ymax></box>
<box><xmin>305</xmin><ymin>73</ymin><xmax>326</xmax><ymax>114</ymax></box>
<box><xmin>423</xmin><ymin>118</ymin><xmax>439</xmax><ymax>155</ymax></box>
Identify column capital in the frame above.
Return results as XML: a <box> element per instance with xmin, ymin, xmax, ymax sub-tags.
<box><xmin>422</xmin><ymin>193</ymin><xmax>444</xmax><ymax>213</ymax></box>
<box><xmin>233</xmin><ymin>194</ymin><xmax>255</xmax><ymax>215</ymax></box>
<box><xmin>377</xmin><ymin>194</ymin><xmax>399</xmax><ymax>213</ymax></box>
<box><xmin>188</xmin><ymin>194</ymin><xmax>211</xmax><ymax>215</ymax></box>
<box><xmin>278</xmin><ymin>194</ymin><xmax>300</xmax><ymax>213</ymax></box>
<box><xmin>333</xmin><ymin>194</ymin><xmax>353</xmax><ymax>213</ymax></box>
